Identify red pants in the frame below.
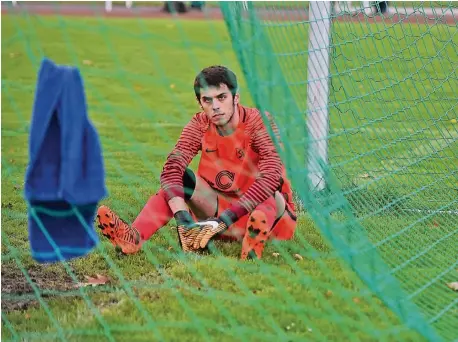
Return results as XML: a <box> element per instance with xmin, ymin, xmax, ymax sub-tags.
<box><xmin>202</xmin><ymin>192</ymin><xmax>297</xmax><ymax>241</ymax></box>
<box><xmin>132</xmin><ymin>189</ymin><xmax>297</xmax><ymax>242</ymax></box>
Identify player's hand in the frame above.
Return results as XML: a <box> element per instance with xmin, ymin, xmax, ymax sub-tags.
<box><xmin>191</xmin><ymin>209</ymin><xmax>238</xmax><ymax>249</ymax></box>
<box><xmin>192</xmin><ymin>218</ymin><xmax>228</xmax><ymax>249</ymax></box>
<box><xmin>174</xmin><ymin>210</ymin><xmax>201</xmax><ymax>252</ymax></box>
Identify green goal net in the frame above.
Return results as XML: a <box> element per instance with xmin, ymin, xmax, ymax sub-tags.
<box><xmin>2</xmin><ymin>1</ymin><xmax>457</xmax><ymax>341</ymax></box>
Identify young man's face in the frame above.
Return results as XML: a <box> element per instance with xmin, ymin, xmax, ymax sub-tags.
<box><xmin>198</xmin><ymin>83</ymin><xmax>239</xmax><ymax>127</ymax></box>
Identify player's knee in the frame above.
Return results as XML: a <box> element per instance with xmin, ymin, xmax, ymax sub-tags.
<box><xmin>274</xmin><ymin>191</ymin><xmax>286</xmax><ymax>217</ymax></box>
<box><xmin>182</xmin><ymin>168</ymin><xmax>196</xmax><ymax>201</ymax></box>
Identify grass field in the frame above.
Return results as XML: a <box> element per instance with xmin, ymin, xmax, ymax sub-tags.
<box><xmin>2</xmin><ymin>7</ymin><xmax>457</xmax><ymax>342</ymax></box>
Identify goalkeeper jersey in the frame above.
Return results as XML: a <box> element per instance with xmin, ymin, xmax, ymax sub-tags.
<box><xmin>160</xmin><ymin>104</ymin><xmax>295</xmax><ymax>218</ymax></box>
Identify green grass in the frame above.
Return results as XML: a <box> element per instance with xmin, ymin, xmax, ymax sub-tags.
<box><xmin>2</xmin><ymin>9</ymin><xmax>457</xmax><ymax>342</ymax></box>
<box><xmin>232</xmin><ymin>11</ymin><xmax>457</xmax><ymax>340</ymax></box>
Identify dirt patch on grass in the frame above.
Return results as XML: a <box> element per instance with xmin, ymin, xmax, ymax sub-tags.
<box><xmin>1</xmin><ymin>263</ymin><xmax>76</xmax><ymax>312</ymax></box>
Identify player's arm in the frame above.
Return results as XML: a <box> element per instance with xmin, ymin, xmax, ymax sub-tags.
<box><xmin>160</xmin><ymin>116</ymin><xmax>203</xmax><ymax>219</ymax></box>
<box><xmin>223</xmin><ymin>111</ymin><xmax>283</xmax><ymax>222</ymax></box>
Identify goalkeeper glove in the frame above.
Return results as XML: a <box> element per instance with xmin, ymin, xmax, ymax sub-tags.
<box><xmin>192</xmin><ymin>209</ymin><xmax>238</xmax><ymax>249</ymax></box>
<box><xmin>174</xmin><ymin>210</ymin><xmax>201</xmax><ymax>252</ymax></box>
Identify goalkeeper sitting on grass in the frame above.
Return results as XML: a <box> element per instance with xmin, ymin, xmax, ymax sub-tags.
<box><xmin>97</xmin><ymin>65</ymin><xmax>297</xmax><ymax>259</ymax></box>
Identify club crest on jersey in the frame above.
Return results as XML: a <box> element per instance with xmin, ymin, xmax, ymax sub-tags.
<box><xmin>215</xmin><ymin>170</ymin><xmax>235</xmax><ymax>190</ymax></box>
<box><xmin>236</xmin><ymin>148</ymin><xmax>245</xmax><ymax>160</ymax></box>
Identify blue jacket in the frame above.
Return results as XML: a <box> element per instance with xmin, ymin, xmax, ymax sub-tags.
<box><xmin>24</xmin><ymin>57</ymin><xmax>107</xmax><ymax>263</ymax></box>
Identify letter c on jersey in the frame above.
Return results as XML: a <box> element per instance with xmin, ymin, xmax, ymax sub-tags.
<box><xmin>215</xmin><ymin>170</ymin><xmax>235</xmax><ymax>190</ymax></box>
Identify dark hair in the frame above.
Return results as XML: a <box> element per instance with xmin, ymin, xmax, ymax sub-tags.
<box><xmin>193</xmin><ymin>65</ymin><xmax>238</xmax><ymax>99</ymax></box>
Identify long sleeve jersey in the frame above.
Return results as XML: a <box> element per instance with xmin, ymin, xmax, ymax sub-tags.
<box><xmin>160</xmin><ymin>104</ymin><xmax>289</xmax><ymax>219</ymax></box>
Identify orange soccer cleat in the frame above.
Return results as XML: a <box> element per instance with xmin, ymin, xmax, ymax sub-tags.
<box><xmin>96</xmin><ymin>205</ymin><xmax>142</xmax><ymax>254</ymax></box>
<box><xmin>240</xmin><ymin>210</ymin><xmax>271</xmax><ymax>260</ymax></box>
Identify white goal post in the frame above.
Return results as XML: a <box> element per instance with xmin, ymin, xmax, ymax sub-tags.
<box><xmin>306</xmin><ymin>1</ymin><xmax>332</xmax><ymax>191</ymax></box>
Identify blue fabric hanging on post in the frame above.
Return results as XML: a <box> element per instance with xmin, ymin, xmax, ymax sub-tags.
<box><xmin>24</xmin><ymin>57</ymin><xmax>107</xmax><ymax>263</ymax></box>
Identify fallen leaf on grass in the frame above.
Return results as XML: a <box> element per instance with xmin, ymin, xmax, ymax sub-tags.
<box><xmin>360</xmin><ymin>173</ymin><xmax>372</xmax><ymax>179</ymax></box>
<box><xmin>75</xmin><ymin>274</ymin><xmax>110</xmax><ymax>288</ymax></box>
<box><xmin>294</xmin><ymin>254</ymin><xmax>303</xmax><ymax>261</ymax></box>
<box><xmin>353</xmin><ymin>297</ymin><xmax>361</xmax><ymax>304</ymax></box>
<box><xmin>272</xmin><ymin>252</ymin><xmax>280</xmax><ymax>258</ymax></box>
<box><xmin>2</xmin><ymin>203</ymin><xmax>13</xmax><ymax>209</ymax></box>
<box><xmin>446</xmin><ymin>282</ymin><xmax>458</xmax><ymax>291</ymax></box>
<box><xmin>325</xmin><ymin>290</ymin><xmax>333</xmax><ymax>298</ymax></box>
<box><xmin>82</xmin><ymin>59</ymin><xmax>93</xmax><ymax>66</ymax></box>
